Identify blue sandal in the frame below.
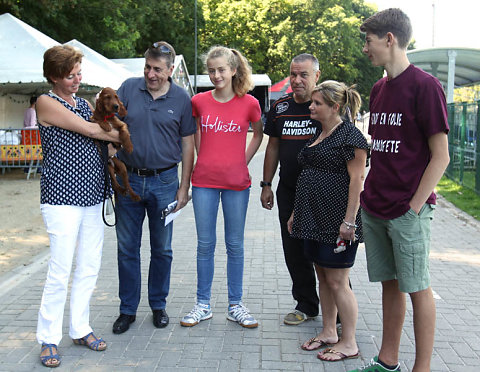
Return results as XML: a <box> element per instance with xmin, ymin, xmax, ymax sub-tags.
<box><xmin>40</xmin><ymin>343</ymin><xmax>60</xmax><ymax>368</ymax></box>
<box><xmin>72</xmin><ymin>332</ymin><xmax>107</xmax><ymax>351</ymax></box>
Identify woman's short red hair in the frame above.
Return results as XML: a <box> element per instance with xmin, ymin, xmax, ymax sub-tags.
<box><xmin>43</xmin><ymin>45</ymin><xmax>83</xmax><ymax>84</ymax></box>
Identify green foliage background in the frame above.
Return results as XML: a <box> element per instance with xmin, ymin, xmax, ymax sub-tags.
<box><xmin>1</xmin><ymin>0</ymin><xmax>383</xmax><ymax>109</ymax></box>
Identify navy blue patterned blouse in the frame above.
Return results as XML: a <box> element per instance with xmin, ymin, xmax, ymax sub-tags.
<box><xmin>291</xmin><ymin>121</ymin><xmax>369</xmax><ymax>243</ymax></box>
<box><xmin>39</xmin><ymin>92</ymin><xmax>105</xmax><ymax>206</ymax></box>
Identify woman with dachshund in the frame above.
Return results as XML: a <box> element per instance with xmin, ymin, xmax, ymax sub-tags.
<box><xmin>180</xmin><ymin>46</ymin><xmax>263</xmax><ymax>328</ymax></box>
<box><xmin>35</xmin><ymin>45</ymin><xmax>119</xmax><ymax>368</ymax></box>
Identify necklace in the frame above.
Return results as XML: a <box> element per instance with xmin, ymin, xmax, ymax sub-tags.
<box><xmin>49</xmin><ymin>90</ymin><xmax>76</xmax><ymax>108</ymax></box>
<box><xmin>317</xmin><ymin>121</ymin><xmax>342</xmax><ymax>143</ymax></box>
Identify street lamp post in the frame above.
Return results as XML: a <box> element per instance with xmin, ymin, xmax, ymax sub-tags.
<box><xmin>194</xmin><ymin>0</ymin><xmax>197</xmax><ymax>94</ymax></box>
<box><xmin>432</xmin><ymin>1</ymin><xmax>436</xmax><ymax>47</ymax></box>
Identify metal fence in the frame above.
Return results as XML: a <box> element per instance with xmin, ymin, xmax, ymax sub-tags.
<box><xmin>0</xmin><ymin>128</ymin><xmax>42</xmax><ymax>179</ymax></box>
<box><xmin>446</xmin><ymin>101</ymin><xmax>480</xmax><ymax>195</ymax></box>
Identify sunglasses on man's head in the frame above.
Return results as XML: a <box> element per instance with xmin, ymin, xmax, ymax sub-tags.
<box><xmin>152</xmin><ymin>43</ymin><xmax>171</xmax><ymax>54</ymax></box>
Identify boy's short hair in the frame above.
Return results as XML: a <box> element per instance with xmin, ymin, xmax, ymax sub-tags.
<box><xmin>360</xmin><ymin>8</ymin><xmax>412</xmax><ymax>49</ymax></box>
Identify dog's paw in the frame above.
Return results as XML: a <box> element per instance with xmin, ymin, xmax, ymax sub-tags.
<box><xmin>113</xmin><ymin>185</ymin><xmax>127</xmax><ymax>195</ymax></box>
<box><xmin>100</xmin><ymin>123</ymin><xmax>112</xmax><ymax>132</ymax></box>
<box><xmin>131</xmin><ymin>193</ymin><xmax>141</xmax><ymax>202</ymax></box>
<box><xmin>123</xmin><ymin>143</ymin><xmax>133</xmax><ymax>154</ymax></box>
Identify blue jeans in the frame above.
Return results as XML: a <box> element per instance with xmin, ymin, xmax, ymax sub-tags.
<box><xmin>115</xmin><ymin>166</ymin><xmax>178</xmax><ymax>314</ymax></box>
<box><xmin>192</xmin><ymin>186</ymin><xmax>250</xmax><ymax>305</ymax></box>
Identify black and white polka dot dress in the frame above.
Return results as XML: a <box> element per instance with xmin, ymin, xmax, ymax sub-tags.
<box><xmin>38</xmin><ymin>93</ymin><xmax>105</xmax><ymax>206</ymax></box>
<box><xmin>291</xmin><ymin>121</ymin><xmax>368</xmax><ymax>244</ymax></box>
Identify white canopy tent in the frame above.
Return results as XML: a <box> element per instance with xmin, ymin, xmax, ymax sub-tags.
<box><xmin>0</xmin><ymin>13</ymin><xmax>199</xmax><ymax>128</ymax></box>
<box><xmin>0</xmin><ymin>13</ymin><xmax>134</xmax><ymax>96</ymax></box>
<box><xmin>0</xmin><ymin>13</ymin><xmax>136</xmax><ymax>128</ymax></box>
<box><xmin>0</xmin><ymin>13</ymin><xmax>58</xmax><ymax>96</ymax></box>
<box><xmin>65</xmin><ymin>39</ymin><xmax>134</xmax><ymax>90</ymax></box>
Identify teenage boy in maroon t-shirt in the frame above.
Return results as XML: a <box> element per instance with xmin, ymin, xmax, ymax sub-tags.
<box><xmin>350</xmin><ymin>8</ymin><xmax>450</xmax><ymax>372</ymax></box>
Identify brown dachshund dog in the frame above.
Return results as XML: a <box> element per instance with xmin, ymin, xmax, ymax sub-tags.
<box><xmin>91</xmin><ymin>87</ymin><xmax>140</xmax><ymax>201</ymax></box>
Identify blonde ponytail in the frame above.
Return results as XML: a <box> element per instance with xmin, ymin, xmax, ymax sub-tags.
<box><xmin>313</xmin><ymin>80</ymin><xmax>362</xmax><ymax>122</ymax></box>
<box><xmin>204</xmin><ymin>46</ymin><xmax>254</xmax><ymax>97</ymax></box>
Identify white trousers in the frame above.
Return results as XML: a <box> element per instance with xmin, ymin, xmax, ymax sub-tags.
<box><xmin>36</xmin><ymin>203</ymin><xmax>104</xmax><ymax>345</ymax></box>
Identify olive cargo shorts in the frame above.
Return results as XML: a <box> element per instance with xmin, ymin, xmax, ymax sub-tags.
<box><xmin>361</xmin><ymin>204</ymin><xmax>435</xmax><ymax>293</ymax></box>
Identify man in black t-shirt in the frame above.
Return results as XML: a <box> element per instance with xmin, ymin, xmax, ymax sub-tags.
<box><xmin>261</xmin><ymin>54</ymin><xmax>321</xmax><ymax>324</ymax></box>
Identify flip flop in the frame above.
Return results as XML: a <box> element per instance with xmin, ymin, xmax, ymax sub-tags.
<box><xmin>301</xmin><ymin>337</ymin><xmax>334</xmax><ymax>351</ymax></box>
<box><xmin>317</xmin><ymin>347</ymin><xmax>360</xmax><ymax>362</ymax></box>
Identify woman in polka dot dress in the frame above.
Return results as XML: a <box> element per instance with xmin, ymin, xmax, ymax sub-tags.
<box><xmin>287</xmin><ymin>81</ymin><xmax>368</xmax><ymax>362</ymax></box>
<box><xmin>35</xmin><ymin>45</ymin><xmax>119</xmax><ymax>368</ymax></box>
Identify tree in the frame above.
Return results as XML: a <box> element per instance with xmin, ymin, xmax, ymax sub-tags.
<box><xmin>130</xmin><ymin>0</ymin><xmax>205</xmax><ymax>76</ymax></box>
<box><xmin>200</xmin><ymin>0</ymin><xmax>382</xmax><ymax>110</ymax></box>
<box><xmin>200</xmin><ymin>0</ymin><xmax>283</xmax><ymax>75</ymax></box>
<box><xmin>2</xmin><ymin>0</ymin><xmax>382</xmax><ymax>109</ymax></box>
<box><xmin>1</xmin><ymin>0</ymin><xmax>204</xmax><ymax>73</ymax></box>
<box><xmin>455</xmin><ymin>85</ymin><xmax>480</xmax><ymax>102</ymax></box>
<box><xmin>1</xmin><ymin>0</ymin><xmax>143</xmax><ymax>57</ymax></box>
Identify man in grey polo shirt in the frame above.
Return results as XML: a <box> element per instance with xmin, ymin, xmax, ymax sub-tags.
<box><xmin>112</xmin><ymin>41</ymin><xmax>196</xmax><ymax>334</ymax></box>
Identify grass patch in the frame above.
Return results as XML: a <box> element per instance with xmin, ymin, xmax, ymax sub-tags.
<box><xmin>436</xmin><ymin>176</ymin><xmax>480</xmax><ymax>220</ymax></box>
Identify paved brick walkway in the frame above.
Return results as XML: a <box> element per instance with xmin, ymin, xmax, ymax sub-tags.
<box><xmin>1</xmin><ymin>151</ymin><xmax>479</xmax><ymax>371</ymax></box>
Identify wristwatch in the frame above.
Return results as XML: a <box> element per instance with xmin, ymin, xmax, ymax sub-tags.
<box><xmin>260</xmin><ymin>181</ymin><xmax>272</xmax><ymax>187</ymax></box>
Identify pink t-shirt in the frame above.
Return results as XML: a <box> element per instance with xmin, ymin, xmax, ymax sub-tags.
<box><xmin>191</xmin><ymin>91</ymin><xmax>261</xmax><ymax>191</ymax></box>
<box><xmin>23</xmin><ymin>107</ymin><xmax>37</xmax><ymax>128</ymax></box>
<box><xmin>360</xmin><ymin>64</ymin><xmax>449</xmax><ymax>219</ymax></box>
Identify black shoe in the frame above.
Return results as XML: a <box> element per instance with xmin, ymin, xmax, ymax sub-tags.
<box><xmin>112</xmin><ymin>314</ymin><xmax>136</xmax><ymax>334</ymax></box>
<box><xmin>152</xmin><ymin>309</ymin><xmax>169</xmax><ymax>328</ymax></box>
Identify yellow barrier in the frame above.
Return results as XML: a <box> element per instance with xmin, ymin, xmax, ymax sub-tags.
<box><xmin>0</xmin><ymin>129</ymin><xmax>43</xmax><ymax>179</ymax></box>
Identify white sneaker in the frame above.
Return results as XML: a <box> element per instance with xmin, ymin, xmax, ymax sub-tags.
<box><xmin>180</xmin><ymin>303</ymin><xmax>212</xmax><ymax>327</ymax></box>
<box><xmin>227</xmin><ymin>303</ymin><xmax>258</xmax><ymax>328</ymax></box>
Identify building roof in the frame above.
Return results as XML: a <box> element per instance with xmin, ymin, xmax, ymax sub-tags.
<box><xmin>408</xmin><ymin>47</ymin><xmax>480</xmax><ymax>87</ymax></box>
<box><xmin>407</xmin><ymin>47</ymin><xmax>480</xmax><ymax>102</ymax></box>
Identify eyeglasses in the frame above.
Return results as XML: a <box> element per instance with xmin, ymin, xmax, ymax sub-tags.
<box><xmin>152</xmin><ymin>43</ymin><xmax>172</xmax><ymax>54</ymax></box>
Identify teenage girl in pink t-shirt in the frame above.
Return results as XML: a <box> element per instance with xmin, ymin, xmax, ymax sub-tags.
<box><xmin>180</xmin><ymin>46</ymin><xmax>263</xmax><ymax>328</ymax></box>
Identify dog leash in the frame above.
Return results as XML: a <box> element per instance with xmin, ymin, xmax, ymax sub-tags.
<box><xmin>100</xmin><ymin>141</ymin><xmax>116</xmax><ymax>227</ymax></box>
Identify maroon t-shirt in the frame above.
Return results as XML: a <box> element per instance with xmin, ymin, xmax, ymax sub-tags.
<box><xmin>360</xmin><ymin>64</ymin><xmax>449</xmax><ymax>219</ymax></box>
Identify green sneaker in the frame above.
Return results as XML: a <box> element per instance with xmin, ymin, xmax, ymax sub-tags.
<box><xmin>349</xmin><ymin>356</ymin><xmax>401</xmax><ymax>372</ymax></box>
